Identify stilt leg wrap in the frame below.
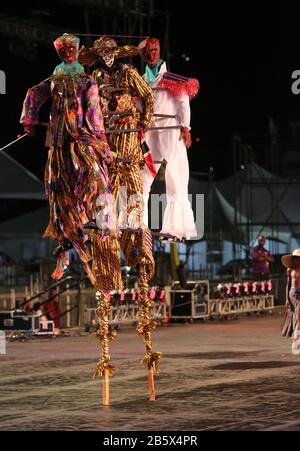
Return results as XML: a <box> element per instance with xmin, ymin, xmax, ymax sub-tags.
<box><xmin>137</xmin><ymin>264</ymin><xmax>162</xmax><ymax>373</ymax></box>
<box><xmin>93</xmin><ymin>291</ymin><xmax>116</xmax><ymax>379</ymax></box>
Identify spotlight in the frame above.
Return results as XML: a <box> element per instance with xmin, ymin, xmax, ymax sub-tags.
<box><xmin>226</xmin><ymin>284</ymin><xmax>232</xmax><ymax>296</ymax></box>
<box><xmin>267</xmin><ymin>280</ymin><xmax>272</xmax><ymax>292</ymax></box>
<box><xmin>243</xmin><ymin>282</ymin><xmax>249</xmax><ymax>294</ymax></box>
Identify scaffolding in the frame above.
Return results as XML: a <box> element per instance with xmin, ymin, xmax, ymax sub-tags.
<box><xmin>232</xmin><ymin>120</ymin><xmax>300</xmax><ymax>280</ymax></box>
<box><xmin>0</xmin><ymin>1</ymin><xmax>170</xmax><ymax>65</ymax></box>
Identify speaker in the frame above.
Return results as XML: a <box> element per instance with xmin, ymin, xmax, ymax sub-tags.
<box><xmin>0</xmin><ymin>311</ymin><xmax>39</xmax><ymax>332</ymax></box>
<box><xmin>0</xmin><ymin>312</ymin><xmax>13</xmax><ymax>330</ymax></box>
<box><xmin>171</xmin><ymin>291</ymin><xmax>193</xmax><ymax>317</ymax></box>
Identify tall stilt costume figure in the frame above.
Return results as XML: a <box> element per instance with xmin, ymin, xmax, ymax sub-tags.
<box><xmin>139</xmin><ymin>37</ymin><xmax>199</xmax><ymax>242</ymax></box>
<box><xmin>79</xmin><ymin>37</ymin><xmax>161</xmax><ymax>403</ymax></box>
<box><xmin>20</xmin><ymin>34</ymin><xmax>115</xmax><ymax>286</ymax></box>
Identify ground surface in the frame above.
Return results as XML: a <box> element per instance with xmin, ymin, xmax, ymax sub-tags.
<box><xmin>1</xmin><ymin>309</ymin><xmax>299</xmax><ymax>431</ymax></box>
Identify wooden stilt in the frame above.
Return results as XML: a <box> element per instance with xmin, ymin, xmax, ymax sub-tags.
<box><xmin>137</xmin><ymin>263</ymin><xmax>161</xmax><ymax>401</ymax></box>
<box><xmin>103</xmin><ymin>368</ymin><xmax>110</xmax><ymax>406</ymax></box>
<box><xmin>94</xmin><ymin>291</ymin><xmax>115</xmax><ymax>407</ymax></box>
<box><xmin>148</xmin><ymin>367</ymin><xmax>156</xmax><ymax>401</ymax></box>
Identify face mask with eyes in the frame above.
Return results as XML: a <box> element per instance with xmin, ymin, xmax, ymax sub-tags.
<box><xmin>102</xmin><ymin>51</ymin><xmax>115</xmax><ymax>67</ymax></box>
<box><xmin>57</xmin><ymin>43</ymin><xmax>78</xmax><ymax>64</ymax></box>
<box><xmin>141</xmin><ymin>38</ymin><xmax>161</xmax><ymax>68</ymax></box>
<box><xmin>54</xmin><ymin>34</ymin><xmax>80</xmax><ymax>64</ymax></box>
<box><xmin>93</xmin><ymin>37</ymin><xmax>118</xmax><ymax>68</ymax></box>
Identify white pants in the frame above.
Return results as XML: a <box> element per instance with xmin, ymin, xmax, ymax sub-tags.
<box><xmin>141</xmin><ymin>129</ymin><xmax>197</xmax><ymax>240</ymax></box>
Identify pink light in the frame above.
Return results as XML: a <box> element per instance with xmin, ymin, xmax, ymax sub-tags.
<box><xmin>268</xmin><ymin>280</ymin><xmax>272</xmax><ymax>291</ymax></box>
<box><xmin>120</xmin><ymin>291</ymin><xmax>125</xmax><ymax>301</ymax></box>
<box><xmin>226</xmin><ymin>284</ymin><xmax>231</xmax><ymax>295</ymax></box>
<box><xmin>235</xmin><ymin>283</ymin><xmax>241</xmax><ymax>295</ymax></box>
<box><xmin>252</xmin><ymin>282</ymin><xmax>257</xmax><ymax>293</ymax></box>
<box><xmin>160</xmin><ymin>290</ymin><xmax>166</xmax><ymax>302</ymax></box>
<box><xmin>132</xmin><ymin>291</ymin><xmax>136</xmax><ymax>301</ymax></box>
<box><xmin>261</xmin><ymin>281</ymin><xmax>266</xmax><ymax>292</ymax></box>
<box><xmin>150</xmin><ymin>288</ymin><xmax>156</xmax><ymax>300</ymax></box>
<box><xmin>243</xmin><ymin>282</ymin><xmax>249</xmax><ymax>293</ymax></box>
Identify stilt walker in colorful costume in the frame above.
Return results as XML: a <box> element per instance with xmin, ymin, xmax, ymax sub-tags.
<box><xmin>20</xmin><ymin>34</ymin><xmax>115</xmax><ymax>286</ymax></box>
<box><xmin>79</xmin><ymin>37</ymin><xmax>161</xmax><ymax>403</ymax></box>
<box><xmin>139</xmin><ymin>37</ymin><xmax>199</xmax><ymax>242</ymax></box>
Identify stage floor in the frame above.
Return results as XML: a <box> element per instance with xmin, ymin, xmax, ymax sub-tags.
<box><xmin>1</xmin><ymin>309</ymin><xmax>300</xmax><ymax>431</ymax></box>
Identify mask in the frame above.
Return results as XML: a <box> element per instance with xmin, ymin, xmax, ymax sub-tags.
<box><xmin>94</xmin><ymin>36</ymin><xmax>117</xmax><ymax>68</ymax></box>
<box><xmin>54</xmin><ymin>34</ymin><xmax>80</xmax><ymax>64</ymax></box>
<box><xmin>102</xmin><ymin>51</ymin><xmax>115</xmax><ymax>67</ymax></box>
<box><xmin>141</xmin><ymin>38</ymin><xmax>160</xmax><ymax>68</ymax></box>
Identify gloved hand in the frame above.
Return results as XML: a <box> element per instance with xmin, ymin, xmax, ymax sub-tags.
<box><xmin>179</xmin><ymin>126</ymin><xmax>192</xmax><ymax>148</ymax></box>
<box><xmin>24</xmin><ymin>125</ymin><xmax>36</xmax><ymax>137</ymax></box>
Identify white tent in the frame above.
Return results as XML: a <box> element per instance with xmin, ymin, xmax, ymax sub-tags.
<box><xmin>0</xmin><ymin>207</ymin><xmax>50</xmax><ymax>261</ymax></box>
<box><xmin>0</xmin><ymin>151</ymin><xmax>46</xmax><ymax>200</ymax></box>
<box><xmin>0</xmin><ymin>207</ymin><xmax>49</xmax><ymax>237</ymax></box>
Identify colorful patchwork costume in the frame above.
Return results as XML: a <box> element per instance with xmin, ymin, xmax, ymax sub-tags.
<box><xmin>20</xmin><ymin>34</ymin><xmax>114</xmax><ymax>286</ymax></box>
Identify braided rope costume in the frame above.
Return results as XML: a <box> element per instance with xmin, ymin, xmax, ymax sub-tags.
<box><xmin>79</xmin><ymin>37</ymin><xmax>161</xmax><ymax>386</ymax></box>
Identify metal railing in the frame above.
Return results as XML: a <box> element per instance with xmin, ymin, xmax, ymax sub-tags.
<box><xmin>0</xmin><ymin>275</ymin><xmax>95</xmax><ymax>329</ymax></box>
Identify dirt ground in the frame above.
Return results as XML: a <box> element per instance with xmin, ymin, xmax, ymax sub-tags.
<box><xmin>1</xmin><ymin>308</ymin><xmax>300</xmax><ymax>431</ymax></box>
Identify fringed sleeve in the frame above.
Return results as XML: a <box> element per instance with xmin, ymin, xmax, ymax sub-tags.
<box><xmin>20</xmin><ymin>79</ymin><xmax>51</xmax><ymax>127</ymax></box>
<box><xmin>84</xmin><ymin>77</ymin><xmax>113</xmax><ymax>162</ymax></box>
<box><xmin>85</xmin><ymin>78</ymin><xmax>107</xmax><ymax>137</ymax></box>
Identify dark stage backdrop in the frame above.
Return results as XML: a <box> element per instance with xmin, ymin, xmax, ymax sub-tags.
<box><xmin>0</xmin><ymin>1</ymin><xmax>299</xmax><ymax>182</ymax></box>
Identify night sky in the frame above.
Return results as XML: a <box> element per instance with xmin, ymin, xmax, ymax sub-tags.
<box><xmin>0</xmin><ymin>1</ymin><xmax>300</xmax><ymax>183</ymax></box>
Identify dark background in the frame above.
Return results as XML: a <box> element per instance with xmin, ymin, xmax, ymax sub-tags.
<box><xmin>0</xmin><ymin>1</ymin><xmax>300</xmax><ymax>181</ymax></box>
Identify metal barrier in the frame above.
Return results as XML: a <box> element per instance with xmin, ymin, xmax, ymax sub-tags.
<box><xmin>208</xmin><ymin>295</ymin><xmax>274</xmax><ymax>318</ymax></box>
<box><xmin>0</xmin><ymin>276</ymin><xmax>90</xmax><ymax>329</ymax></box>
<box><xmin>85</xmin><ymin>301</ymin><xmax>167</xmax><ymax>327</ymax></box>
<box><xmin>0</xmin><ymin>276</ymin><xmax>279</xmax><ymax>328</ymax></box>
<box><xmin>0</xmin><ymin>281</ymin><xmax>168</xmax><ymax>329</ymax></box>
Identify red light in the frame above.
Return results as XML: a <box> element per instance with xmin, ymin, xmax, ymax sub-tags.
<box><xmin>160</xmin><ymin>290</ymin><xmax>166</xmax><ymax>302</ymax></box>
<box><xmin>150</xmin><ymin>288</ymin><xmax>156</xmax><ymax>300</ymax></box>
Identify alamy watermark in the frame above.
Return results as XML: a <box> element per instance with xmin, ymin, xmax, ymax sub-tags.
<box><xmin>95</xmin><ymin>188</ymin><xmax>205</xmax><ymax>240</ymax></box>
<box><xmin>0</xmin><ymin>70</ymin><xmax>6</xmax><ymax>95</ymax></box>
<box><xmin>291</xmin><ymin>70</ymin><xmax>300</xmax><ymax>95</ymax></box>
<box><xmin>0</xmin><ymin>331</ymin><xmax>6</xmax><ymax>355</ymax></box>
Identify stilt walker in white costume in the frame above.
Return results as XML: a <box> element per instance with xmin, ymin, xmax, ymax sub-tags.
<box><xmin>139</xmin><ymin>37</ymin><xmax>199</xmax><ymax>242</ymax></box>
